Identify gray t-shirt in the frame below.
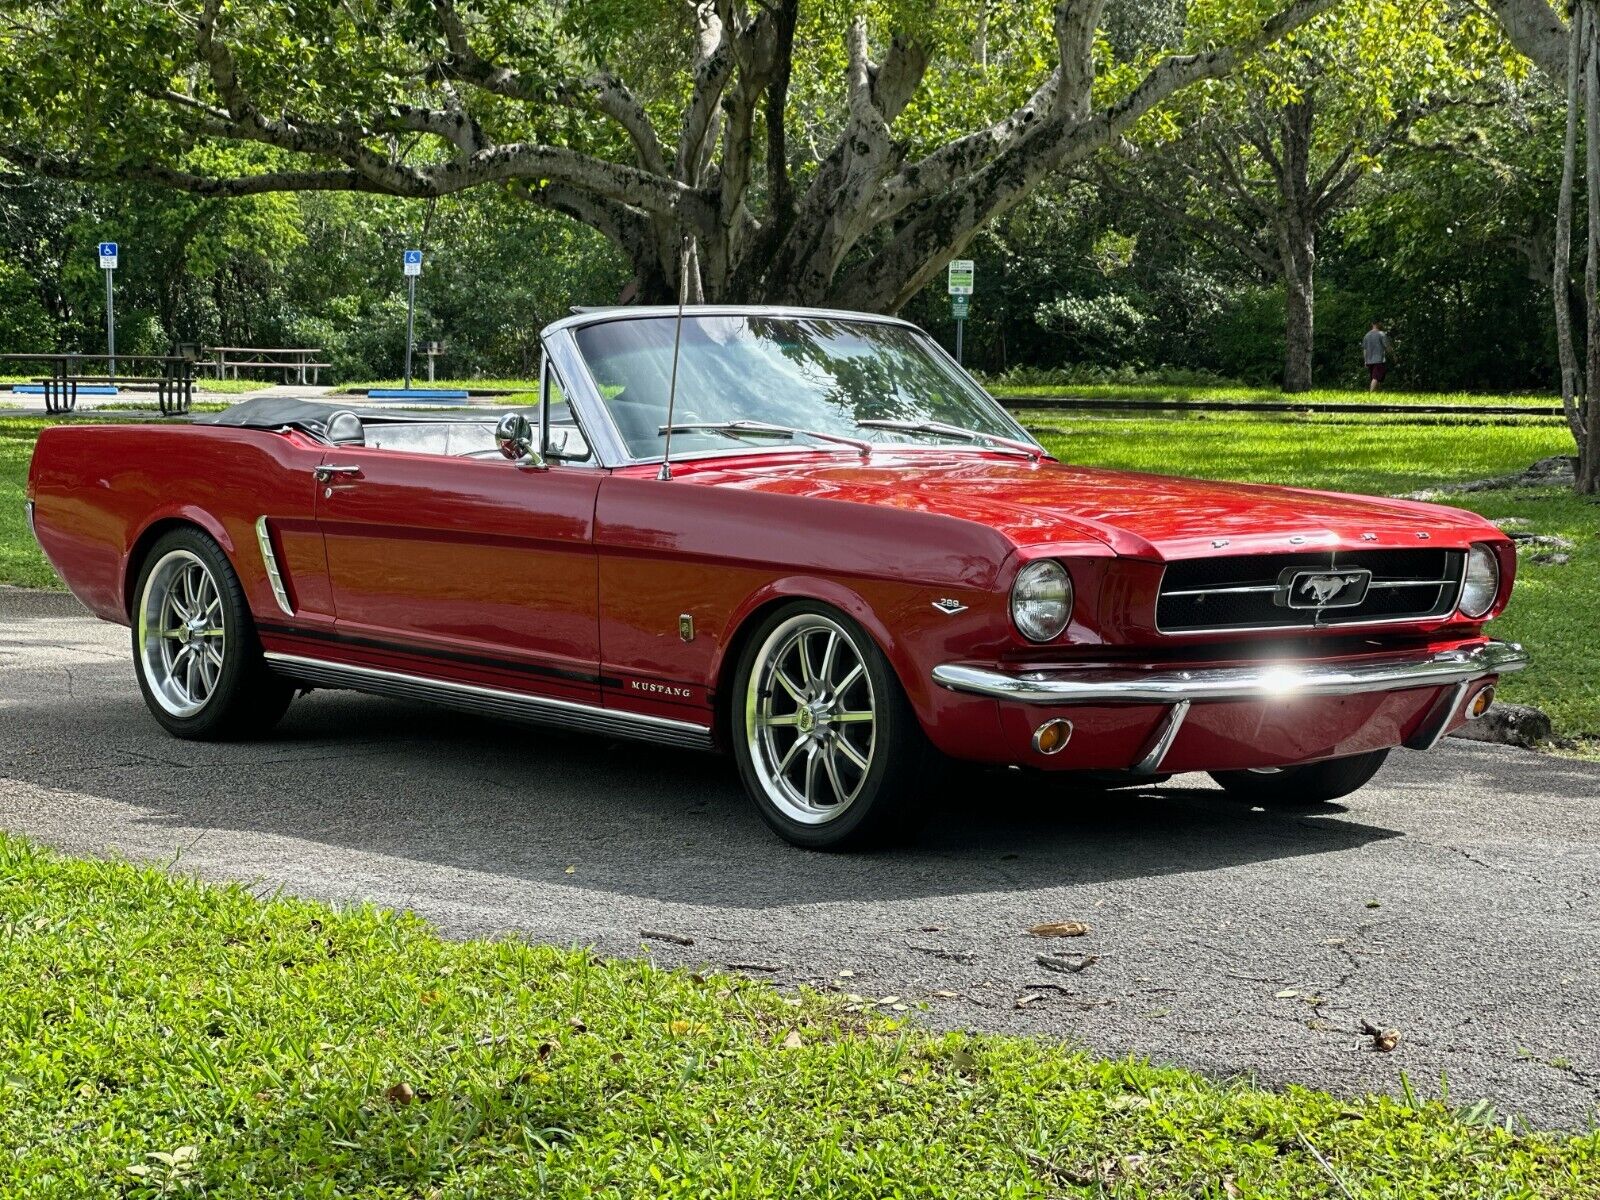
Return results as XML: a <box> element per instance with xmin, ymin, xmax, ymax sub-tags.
<box><xmin>1362</xmin><ymin>329</ymin><xmax>1392</xmax><ymax>365</ymax></box>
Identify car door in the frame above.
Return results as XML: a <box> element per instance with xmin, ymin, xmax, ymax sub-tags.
<box><xmin>314</xmin><ymin>424</ymin><xmax>603</xmax><ymax>706</ymax></box>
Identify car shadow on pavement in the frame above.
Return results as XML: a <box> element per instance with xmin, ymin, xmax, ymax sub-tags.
<box><xmin>3</xmin><ymin>686</ymin><xmax>1404</xmax><ymax>908</ymax></box>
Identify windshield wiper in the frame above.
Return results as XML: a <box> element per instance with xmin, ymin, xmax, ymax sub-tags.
<box><xmin>856</xmin><ymin>418</ymin><xmax>1045</xmax><ymax>462</ymax></box>
<box><xmin>658</xmin><ymin>420</ymin><xmax>873</xmax><ymax>458</ymax></box>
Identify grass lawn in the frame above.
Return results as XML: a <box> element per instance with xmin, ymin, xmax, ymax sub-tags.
<box><xmin>83</xmin><ymin>400</ymin><xmax>235</xmax><ymax>413</ymax></box>
<box><xmin>197</xmin><ymin>378</ymin><xmax>266</xmax><ymax>395</ymax></box>
<box><xmin>2</xmin><ymin>833</ymin><xmax>1595</xmax><ymax>1197</ymax></box>
<box><xmin>991</xmin><ymin>382</ymin><xmax>1562</xmax><ymax>410</ymax></box>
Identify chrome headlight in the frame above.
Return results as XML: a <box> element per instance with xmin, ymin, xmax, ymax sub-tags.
<box><xmin>1459</xmin><ymin>543</ymin><xmax>1500</xmax><ymax>619</ymax></box>
<box><xmin>1011</xmin><ymin>560</ymin><xmax>1073</xmax><ymax>642</ymax></box>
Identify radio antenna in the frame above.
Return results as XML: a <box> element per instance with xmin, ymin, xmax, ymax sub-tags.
<box><xmin>657</xmin><ymin>234</ymin><xmax>693</xmax><ymax>481</ymax></box>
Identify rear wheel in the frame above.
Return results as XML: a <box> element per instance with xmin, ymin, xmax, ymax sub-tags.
<box><xmin>132</xmin><ymin>528</ymin><xmax>294</xmax><ymax>740</ymax></box>
<box><xmin>732</xmin><ymin>603</ymin><xmax>931</xmax><ymax>850</ymax></box>
<box><xmin>1208</xmin><ymin>749</ymin><xmax>1389</xmax><ymax>805</ymax></box>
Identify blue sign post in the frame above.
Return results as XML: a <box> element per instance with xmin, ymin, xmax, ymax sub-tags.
<box><xmin>98</xmin><ymin>242</ymin><xmax>119</xmax><ymax>378</ymax></box>
<box><xmin>402</xmin><ymin>250</ymin><xmax>423</xmax><ymax>389</ymax></box>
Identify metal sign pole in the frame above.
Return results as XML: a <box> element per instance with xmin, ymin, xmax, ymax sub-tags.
<box><xmin>98</xmin><ymin>242</ymin><xmax>119</xmax><ymax>380</ymax></box>
<box><xmin>947</xmin><ymin>258</ymin><xmax>974</xmax><ymax>368</ymax></box>
<box><xmin>105</xmin><ymin>268</ymin><xmax>116</xmax><ymax>380</ymax></box>
<box><xmin>404</xmin><ymin>274</ymin><xmax>416</xmax><ymax>390</ymax></box>
<box><xmin>402</xmin><ymin>248</ymin><xmax>422</xmax><ymax>390</ymax></box>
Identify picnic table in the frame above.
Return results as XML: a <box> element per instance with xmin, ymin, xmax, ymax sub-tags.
<box><xmin>0</xmin><ymin>352</ymin><xmax>196</xmax><ymax>415</ymax></box>
<box><xmin>206</xmin><ymin>347</ymin><xmax>330</xmax><ymax>385</ymax></box>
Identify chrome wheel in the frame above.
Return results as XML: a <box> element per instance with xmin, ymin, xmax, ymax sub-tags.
<box><xmin>745</xmin><ymin>613</ymin><xmax>878</xmax><ymax>826</ymax></box>
<box><xmin>137</xmin><ymin>549</ymin><xmax>227</xmax><ymax>718</ymax></box>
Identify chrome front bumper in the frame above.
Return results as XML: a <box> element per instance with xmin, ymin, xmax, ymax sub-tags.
<box><xmin>933</xmin><ymin>640</ymin><xmax>1528</xmax><ymax>774</ymax></box>
<box><xmin>932</xmin><ymin>640</ymin><xmax>1529</xmax><ymax>705</ymax></box>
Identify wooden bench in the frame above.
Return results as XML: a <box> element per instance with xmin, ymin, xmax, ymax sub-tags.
<box><xmin>206</xmin><ymin>347</ymin><xmax>330</xmax><ymax>384</ymax></box>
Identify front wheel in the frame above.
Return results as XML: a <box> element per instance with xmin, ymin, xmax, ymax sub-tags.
<box><xmin>1208</xmin><ymin>749</ymin><xmax>1390</xmax><ymax>805</ymax></box>
<box><xmin>132</xmin><ymin>527</ymin><xmax>294</xmax><ymax>740</ymax></box>
<box><xmin>731</xmin><ymin>602</ymin><xmax>932</xmax><ymax>850</ymax></box>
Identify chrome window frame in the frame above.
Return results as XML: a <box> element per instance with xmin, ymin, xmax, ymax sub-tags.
<box><xmin>538</xmin><ymin>305</ymin><xmax>1044</xmax><ymax>470</ymax></box>
<box><xmin>537</xmin><ymin>352</ymin><xmax>598</xmax><ymax>468</ymax></box>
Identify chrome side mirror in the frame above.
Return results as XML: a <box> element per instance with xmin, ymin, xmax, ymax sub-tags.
<box><xmin>495</xmin><ymin>412</ymin><xmax>546</xmax><ymax>470</ymax></box>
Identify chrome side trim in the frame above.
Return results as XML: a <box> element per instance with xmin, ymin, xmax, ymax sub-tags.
<box><xmin>25</xmin><ymin>500</ymin><xmax>38</xmax><ymax>545</ymax></box>
<box><xmin>262</xmin><ymin>652</ymin><xmax>715</xmax><ymax>751</ymax></box>
<box><xmin>1134</xmin><ymin>700</ymin><xmax>1190</xmax><ymax>774</ymax></box>
<box><xmin>930</xmin><ymin>641</ymin><xmax>1529</xmax><ymax>706</ymax></box>
<box><xmin>254</xmin><ymin>517</ymin><xmax>294</xmax><ymax>617</ymax></box>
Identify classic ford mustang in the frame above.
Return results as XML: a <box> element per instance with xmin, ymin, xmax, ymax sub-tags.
<box><xmin>26</xmin><ymin>307</ymin><xmax>1526</xmax><ymax>848</ymax></box>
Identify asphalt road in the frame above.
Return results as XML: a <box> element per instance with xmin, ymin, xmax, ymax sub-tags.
<box><xmin>4</xmin><ymin>588</ymin><xmax>1598</xmax><ymax>1129</ymax></box>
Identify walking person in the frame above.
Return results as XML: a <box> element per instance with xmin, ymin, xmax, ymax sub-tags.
<box><xmin>1363</xmin><ymin>321</ymin><xmax>1395</xmax><ymax>391</ymax></box>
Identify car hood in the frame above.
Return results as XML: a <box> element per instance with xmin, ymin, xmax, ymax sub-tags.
<box><xmin>668</xmin><ymin>451</ymin><xmax>1500</xmax><ymax>560</ymax></box>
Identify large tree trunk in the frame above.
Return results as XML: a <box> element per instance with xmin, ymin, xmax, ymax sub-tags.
<box><xmin>1282</xmin><ymin>227</ymin><xmax>1316</xmax><ymax>392</ymax></box>
<box><xmin>1279</xmin><ymin>100</ymin><xmax>1317</xmax><ymax>393</ymax></box>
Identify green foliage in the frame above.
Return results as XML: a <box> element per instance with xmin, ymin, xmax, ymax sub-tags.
<box><xmin>0</xmin><ymin>255</ymin><xmax>52</xmax><ymax>351</ymax></box>
<box><xmin>1</xmin><ymin>832</ymin><xmax>1597</xmax><ymax>1196</ymax></box>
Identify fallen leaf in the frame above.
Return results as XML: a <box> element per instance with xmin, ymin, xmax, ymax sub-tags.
<box><xmin>564</xmin><ymin>866</ymin><xmax>576</xmax><ymax>875</ymax></box>
<box><xmin>931</xmin><ymin>989</ymin><xmax>959</xmax><ymax>999</ymax></box>
<box><xmin>1275</xmin><ymin>988</ymin><xmax>1300</xmax><ymax>999</ymax></box>
<box><xmin>1360</xmin><ymin>1019</ymin><xmax>1400</xmax><ymax>1052</ymax></box>
<box><xmin>919</xmin><ymin>924</ymin><xmax>946</xmax><ymax>933</ymax></box>
<box><xmin>878</xmin><ymin>995</ymin><xmax>901</xmax><ymax>1005</ymax></box>
<box><xmin>568</xmin><ymin>1016</ymin><xmax>587</xmax><ymax>1033</ymax></box>
<box><xmin>782</xmin><ymin>1030</ymin><xmax>804</xmax><ymax>1050</ymax></box>
<box><xmin>536</xmin><ymin>1041</ymin><xmax>556</xmax><ymax>1061</ymax></box>
<box><xmin>1028</xmin><ymin>921</ymin><xmax>1090</xmax><ymax>938</ymax></box>
<box><xmin>836</xmin><ymin>969</ymin><xmax>855</xmax><ymax>979</ymax></box>
<box><xmin>1364</xmin><ymin>899</ymin><xmax>1381</xmax><ymax>909</ymax></box>
<box><xmin>384</xmin><ymin>1082</ymin><xmax>415</xmax><ymax>1106</ymax></box>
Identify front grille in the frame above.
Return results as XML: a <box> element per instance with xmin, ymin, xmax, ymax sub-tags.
<box><xmin>1156</xmin><ymin>549</ymin><xmax>1464</xmax><ymax>634</ymax></box>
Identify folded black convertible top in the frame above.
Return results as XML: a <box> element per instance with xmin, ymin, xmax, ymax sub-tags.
<box><xmin>193</xmin><ymin>395</ymin><xmax>520</xmax><ymax>440</ymax></box>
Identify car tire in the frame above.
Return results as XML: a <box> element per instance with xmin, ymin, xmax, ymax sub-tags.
<box><xmin>731</xmin><ymin>601</ymin><xmax>933</xmax><ymax>850</ymax></box>
<box><xmin>1208</xmin><ymin>749</ymin><xmax>1390</xmax><ymax>805</ymax></box>
<box><xmin>131</xmin><ymin>527</ymin><xmax>294</xmax><ymax>741</ymax></box>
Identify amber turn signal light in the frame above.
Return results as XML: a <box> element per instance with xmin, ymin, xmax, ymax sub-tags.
<box><xmin>1468</xmin><ymin>686</ymin><xmax>1496</xmax><ymax>719</ymax></box>
<box><xmin>1031</xmin><ymin>718</ymin><xmax>1073</xmax><ymax>755</ymax></box>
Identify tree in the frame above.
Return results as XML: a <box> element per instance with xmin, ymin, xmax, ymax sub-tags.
<box><xmin>0</xmin><ymin>0</ymin><xmax>1343</xmax><ymax>312</ymax></box>
<box><xmin>1105</xmin><ymin>1</ymin><xmax>1493</xmax><ymax>391</ymax></box>
<box><xmin>1487</xmin><ymin>0</ymin><xmax>1600</xmax><ymax>491</ymax></box>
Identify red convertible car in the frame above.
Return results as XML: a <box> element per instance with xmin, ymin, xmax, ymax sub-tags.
<box><xmin>27</xmin><ymin>307</ymin><xmax>1526</xmax><ymax>848</ymax></box>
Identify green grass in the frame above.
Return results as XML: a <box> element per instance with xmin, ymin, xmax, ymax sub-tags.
<box><xmin>83</xmin><ymin>401</ymin><xmax>235</xmax><ymax>413</ymax></box>
<box><xmin>0</xmin><ymin>416</ymin><xmax>67</xmax><ymax>589</ymax></box>
<box><xmin>994</xmin><ymin>383</ymin><xmax>1561</xmax><ymax>410</ymax></box>
<box><xmin>2</xmin><ymin>833</ymin><xmax>1595</xmax><ymax>1198</ymax></box>
<box><xmin>197</xmin><ymin>378</ymin><xmax>267</xmax><ymax>395</ymax></box>
<box><xmin>1026</xmin><ymin>412</ymin><xmax>1595</xmax><ymax>737</ymax></box>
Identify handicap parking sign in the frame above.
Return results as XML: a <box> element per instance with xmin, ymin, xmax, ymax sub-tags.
<box><xmin>403</xmin><ymin>249</ymin><xmax>423</xmax><ymax>276</ymax></box>
<box><xmin>98</xmin><ymin>242</ymin><xmax>118</xmax><ymax>269</ymax></box>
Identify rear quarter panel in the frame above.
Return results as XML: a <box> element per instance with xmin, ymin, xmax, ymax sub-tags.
<box><xmin>28</xmin><ymin>424</ymin><xmax>326</xmax><ymax>625</ymax></box>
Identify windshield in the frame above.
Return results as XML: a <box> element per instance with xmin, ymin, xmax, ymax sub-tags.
<box><xmin>571</xmin><ymin>314</ymin><xmax>1029</xmax><ymax>460</ymax></box>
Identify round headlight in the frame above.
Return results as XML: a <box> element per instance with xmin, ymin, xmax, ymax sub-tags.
<box><xmin>1011</xmin><ymin>560</ymin><xmax>1073</xmax><ymax>642</ymax></box>
<box><xmin>1459</xmin><ymin>543</ymin><xmax>1500</xmax><ymax>619</ymax></box>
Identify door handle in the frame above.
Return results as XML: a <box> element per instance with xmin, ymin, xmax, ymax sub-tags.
<box><xmin>314</xmin><ymin>464</ymin><xmax>363</xmax><ymax>483</ymax></box>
